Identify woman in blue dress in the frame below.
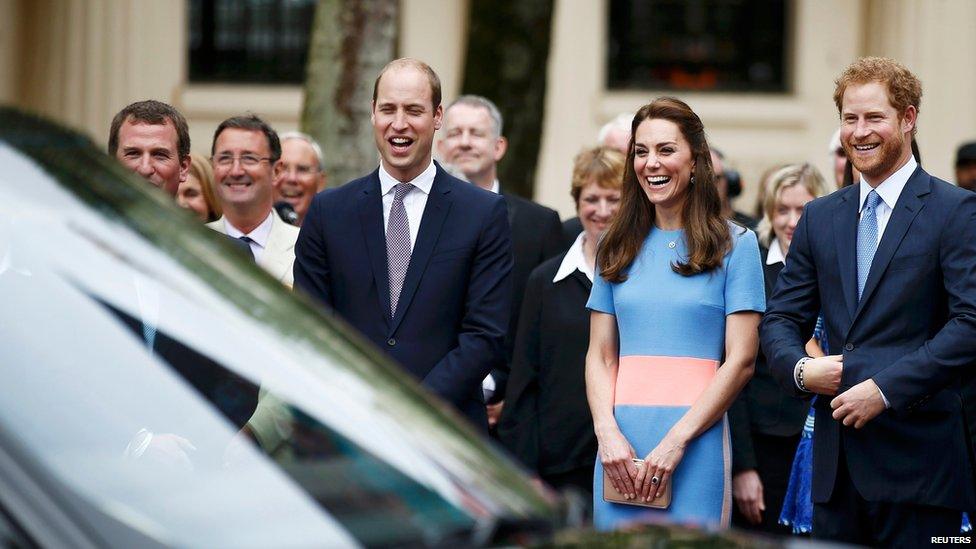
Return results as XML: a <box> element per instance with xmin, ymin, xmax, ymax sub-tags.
<box><xmin>585</xmin><ymin>97</ymin><xmax>765</xmax><ymax>531</ymax></box>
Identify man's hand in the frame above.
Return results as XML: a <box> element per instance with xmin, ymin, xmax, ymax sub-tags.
<box><xmin>486</xmin><ymin>401</ymin><xmax>504</xmax><ymax>429</ymax></box>
<box><xmin>732</xmin><ymin>469</ymin><xmax>765</xmax><ymax>525</ymax></box>
<box><xmin>802</xmin><ymin>354</ymin><xmax>844</xmax><ymax>395</ymax></box>
<box><xmin>831</xmin><ymin>378</ymin><xmax>886</xmax><ymax>428</ymax></box>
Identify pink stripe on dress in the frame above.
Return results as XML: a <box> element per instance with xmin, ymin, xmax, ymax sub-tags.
<box><xmin>614</xmin><ymin>356</ymin><xmax>719</xmax><ymax>407</ymax></box>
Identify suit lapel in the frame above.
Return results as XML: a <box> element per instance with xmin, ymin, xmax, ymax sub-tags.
<box><xmin>261</xmin><ymin>213</ymin><xmax>290</xmax><ymax>281</ymax></box>
<box><xmin>833</xmin><ymin>187</ymin><xmax>860</xmax><ymax>322</ymax></box>
<box><xmin>356</xmin><ymin>171</ymin><xmax>392</xmax><ymax>323</ymax></box>
<box><xmin>853</xmin><ymin>168</ymin><xmax>929</xmax><ymax>322</ymax></box>
<box><xmin>389</xmin><ymin>168</ymin><xmax>453</xmax><ymax>334</ymax></box>
<box><xmin>500</xmin><ymin>190</ymin><xmax>517</xmax><ymax>228</ymax></box>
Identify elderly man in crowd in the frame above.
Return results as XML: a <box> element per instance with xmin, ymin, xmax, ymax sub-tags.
<box><xmin>437</xmin><ymin>94</ymin><xmax>562</xmax><ymax>429</ymax></box>
<box><xmin>108</xmin><ymin>100</ymin><xmax>190</xmax><ymax>197</ymax></box>
<box><xmin>273</xmin><ymin>132</ymin><xmax>328</xmax><ymax>226</ymax></box>
<box><xmin>207</xmin><ymin>114</ymin><xmax>299</xmax><ymax>288</ymax></box>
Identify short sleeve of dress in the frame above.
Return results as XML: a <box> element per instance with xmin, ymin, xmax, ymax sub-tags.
<box><xmin>587</xmin><ymin>264</ymin><xmax>615</xmax><ymax>315</ymax></box>
<box><xmin>724</xmin><ymin>228</ymin><xmax>766</xmax><ymax>315</ymax></box>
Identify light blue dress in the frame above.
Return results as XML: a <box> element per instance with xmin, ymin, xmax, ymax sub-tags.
<box><xmin>587</xmin><ymin>224</ymin><xmax>765</xmax><ymax>531</ymax></box>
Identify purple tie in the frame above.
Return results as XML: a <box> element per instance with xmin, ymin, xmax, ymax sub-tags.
<box><xmin>387</xmin><ymin>183</ymin><xmax>413</xmax><ymax>316</ymax></box>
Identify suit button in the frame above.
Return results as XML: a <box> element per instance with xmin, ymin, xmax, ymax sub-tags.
<box><xmin>387</xmin><ymin>338</ymin><xmax>396</xmax><ymax>347</ymax></box>
<box><xmin>844</xmin><ymin>343</ymin><xmax>854</xmax><ymax>351</ymax></box>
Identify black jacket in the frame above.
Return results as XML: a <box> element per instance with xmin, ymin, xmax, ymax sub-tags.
<box><xmin>498</xmin><ymin>252</ymin><xmax>596</xmax><ymax>476</ymax></box>
<box><xmin>489</xmin><ymin>191</ymin><xmax>563</xmax><ymax>403</ymax></box>
<box><xmin>729</xmin><ymin>244</ymin><xmax>811</xmax><ymax>472</ymax></box>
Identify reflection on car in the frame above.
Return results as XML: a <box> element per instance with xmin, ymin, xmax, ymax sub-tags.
<box><xmin>0</xmin><ymin>108</ymin><xmax>559</xmax><ymax>548</ymax></box>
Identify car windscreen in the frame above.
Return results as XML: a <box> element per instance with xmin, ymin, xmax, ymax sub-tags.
<box><xmin>0</xmin><ymin>109</ymin><xmax>557</xmax><ymax>547</ymax></box>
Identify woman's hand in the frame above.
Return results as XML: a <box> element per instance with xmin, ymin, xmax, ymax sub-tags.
<box><xmin>635</xmin><ymin>433</ymin><xmax>687</xmax><ymax>502</ymax></box>
<box><xmin>598</xmin><ymin>429</ymin><xmax>639</xmax><ymax>500</ymax></box>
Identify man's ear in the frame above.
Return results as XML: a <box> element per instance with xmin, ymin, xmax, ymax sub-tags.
<box><xmin>271</xmin><ymin>159</ymin><xmax>284</xmax><ymax>183</ymax></box>
<box><xmin>433</xmin><ymin>104</ymin><xmax>443</xmax><ymax>131</ymax></box>
<box><xmin>901</xmin><ymin>105</ymin><xmax>918</xmax><ymax>135</ymax></box>
<box><xmin>179</xmin><ymin>155</ymin><xmax>190</xmax><ymax>183</ymax></box>
<box><xmin>494</xmin><ymin>136</ymin><xmax>508</xmax><ymax>162</ymax></box>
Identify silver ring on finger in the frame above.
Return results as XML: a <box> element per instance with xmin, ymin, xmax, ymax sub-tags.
<box><xmin>651</xmin><ymin>476</ymin><xmax>660</xmax><ymax>485</ymax></box>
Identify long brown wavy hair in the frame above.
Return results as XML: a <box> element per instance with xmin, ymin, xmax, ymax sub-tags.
<box><xmin>599</xmin><ymin>97</ymin><xmax>731</xmax><ymax>282</ymax></box>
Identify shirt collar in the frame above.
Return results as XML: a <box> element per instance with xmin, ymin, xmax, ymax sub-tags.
<box><xmin>379</xmin><ymin>159</ymin><xmax>436</xmax><ymax>197</ymax></box>
<box><xmin>766</xmin><ymin>237</ymin><xmax>786</xmax><ymax>265</ymax></box>
<box><xmin>224</xmin><ymin>210</ymin><xmax>274</xmax><ymax>248</ymax></box>
<box><xmin>858</xmin><ymin>155</ymin><xmax>917</xmax><ymax>212</ymax></box>
<box><xmin>490</xmin><ymin>179</ymin><xmax>500</xmax><ymax>194</ymax></box>
<box><xmin>554</xmin><ymin>231</ymin><xmax>594</xmax><ymax>283</ymax></box>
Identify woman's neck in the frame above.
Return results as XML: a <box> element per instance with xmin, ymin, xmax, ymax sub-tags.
<box><xmin>654</xmin><ymin>204</ymin><xmax>683</xmax><ymax>231</ymax></box>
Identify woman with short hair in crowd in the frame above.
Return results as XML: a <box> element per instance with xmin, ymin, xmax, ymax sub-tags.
<box><xmin>499</xmin><ymin>146</ymin><xmax>625</xmax><ymax>507</ymax></box>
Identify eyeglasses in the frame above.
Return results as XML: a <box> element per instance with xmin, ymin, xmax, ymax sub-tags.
<box><xmin>281</xmin><ymin>164</ymin><xmax>320</xmax><ymax>177</ymax></box>
<box><xmin>212</xmin><ymin>154</ymin><xmax>274</xmax><ymax>168</ymax></box>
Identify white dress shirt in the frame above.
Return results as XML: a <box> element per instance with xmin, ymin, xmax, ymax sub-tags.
<box><xmin>554</xmin><ymin>231</ymin><xmax>594</xmax><ymax>283</ymax></box>
<box><xmin>379</xmin><ymin>159</ymin><xmax>436</xmax><ymax>252</ymax></box>
<box><xmin>224</xmin><ymin>211</ymin><xmax>274</xmax><ymax>262</ymax></box>
<box><xmin>766</xmin><ymin>237</ymin><xmax>786</xmax><ymax>266</ymax></box>
<box><xmin>857</xmin><ymin>155</ymin><xmax>917</xmax><ymax>243</ymax></box>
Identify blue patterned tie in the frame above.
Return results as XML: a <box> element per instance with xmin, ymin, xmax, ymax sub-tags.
<box><xmin>857</xmin><ymin>190</ymin><xmax>882</xmax><ymax>300</ymax></box>
<box><xmin>387</xmin><ymin>183</ymin><xmax>413</xmax><ymax>316</ymax></box>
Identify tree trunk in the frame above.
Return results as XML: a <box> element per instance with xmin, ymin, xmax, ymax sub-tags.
<box><xmin>461</xmin><ymin>0</ymin><xmax>554</xmax><ymax>199</ymax></box>
<box><xmin>302</xmin><ymin>0</ymin><xmax>398</xmax><ymax>188</ymax></box>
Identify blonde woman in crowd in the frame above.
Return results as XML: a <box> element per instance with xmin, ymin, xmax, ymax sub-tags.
<box><xmin>728</xmin><ymin>163</ymin><xmax>827</xmax><ymax>534</ymax></box>
<box><xmin>178</xmin><ymin>152</ymin><xmax>222</xmax><ymax>222</ymax></box>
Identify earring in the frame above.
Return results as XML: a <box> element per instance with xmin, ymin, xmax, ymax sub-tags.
<box><xmin>690</xmin><ymin>174</ymin><xmax>696</xmax><ymax>185</ymax></box>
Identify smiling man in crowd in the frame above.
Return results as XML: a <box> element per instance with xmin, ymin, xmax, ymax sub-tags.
<box><xmin>437</xmin><ymin>95</ymin><xmax>561</xmax><ymax>430</ymax></box>
<box><xmin>273</xmin><ymin>132</ymin><xmax>328</xmax><ymax>226</ymax></box>
<box><xmin>108</xmin><ymin>100</ymin><xmax>190</xmax><ymax>197</ymax></box>
<box><xmin>294</xmin><ymin>58</ymin><xmax>513</xmax><ymax>431</ymax></box>
<box><xmin>207</xmin><ymin>114</ymin><xmax>299</xmax><ymax>288</ymax></box>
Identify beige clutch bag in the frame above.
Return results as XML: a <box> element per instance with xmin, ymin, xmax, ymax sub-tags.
<box><xmin>603</xmin><ymin>458</ymin><xmax>672</xmax><ymax>509</ymax></box>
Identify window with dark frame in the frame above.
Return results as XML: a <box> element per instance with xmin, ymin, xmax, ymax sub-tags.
<box><xmin>607</xmin><ymin>0</ymin><xmax>790</xmax><ymax>93</ymax></box>
<box><xmin>188</xmin><ymin>0</ymin><xmax>317</xmax><ymax>84</ymax></box>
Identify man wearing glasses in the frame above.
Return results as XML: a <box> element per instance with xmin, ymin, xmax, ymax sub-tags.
<box><xmin>207</xmin><ymin>114</ymin><xmax>300</xmax><ymax>288</ymax></box>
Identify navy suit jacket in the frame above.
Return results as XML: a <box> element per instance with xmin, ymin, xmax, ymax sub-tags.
<box><xmin>761</xmin><ymin>166</ymin><xmax>976</xmax><ymax>510</ymax></box>
<box><xmin>294</xmin><ymin>163</ymin><xmax>513</xmax><ymax>429</ymax></box>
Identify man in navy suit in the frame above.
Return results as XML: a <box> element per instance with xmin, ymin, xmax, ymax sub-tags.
<box><xmin>294</xmin><ymin>58</ymin><xmax>513</xmax><ymax>430</ymax></box>
<box><xmin>761</xmin><ymin>57</ymin><xmax>976</xmax><ymax>546</ymax></box>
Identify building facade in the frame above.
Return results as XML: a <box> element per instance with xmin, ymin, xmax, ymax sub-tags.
<box><xmin>2</xmin><ymin>0</ymin><xmax>974</xmax><ymax>217</ymax></box>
